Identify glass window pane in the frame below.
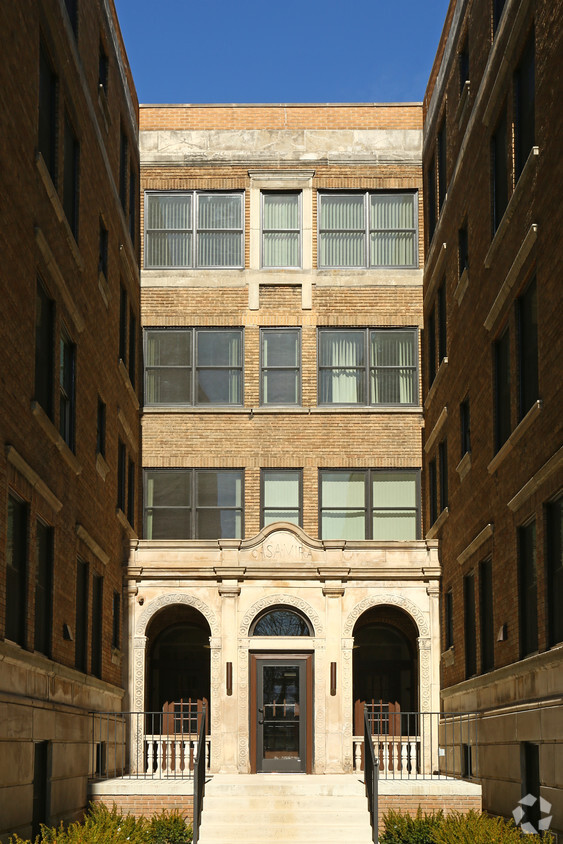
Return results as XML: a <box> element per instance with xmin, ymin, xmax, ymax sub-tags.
<box><xmin>197</xmin><ymin>471</ymin><xmax>242</xmax><ymax>507</ymax></box>
<box><xmin>146</xmin><ymin>369</ymin><xmax>191</xmax><ymax>404</ymax></box>
<box><xmin>263</xmin><ymin>232</ymin><xmax>299</xmax><ymax>267</ymax></box>
<box><xmin>319</xmin><ymin>370</ymin><xmax>364</xmax><ymax>404</ymax></box>
<box><xmin>371</xmin><ymin>331</ymin><xmax>414</xmax><ymax>367</ymax></box>
<box><xmin>264</xmin><ymin>511</ymin><xmax>300</xmax><ymax>526</ymax></box>
<box><xmin>370</xmin><ymin>194</ymin><xmax>415</xmax><ymax>230</ymax></box>
<box><xmin>264</xmin><ymin>471</ymin><xmax>300</xmax><ymax>507</ymax></box>
<box><xmin>372</xmin><ymin>472</ymin><xmax>417</xmax><ymax>507</ymax></box>
<box><xmin>319</xmin><ymin>331</ymin><xmax>364</xmax><ymax>366</ymax></box>
<box><xmin>145</xmin><ymin>471</ymin><xmax>191</xmax><ymax>507</ymax></box>
<box><xmin>198</xmin><ymin>194</ymin><xmax>241</xmax><ymax>229</ymax></box>
<box><xmin>147</xmin><ymin>194</ymin><xmax>191</xmax><ymax>229</ymax></box>
<box><xmin>146</xmin><ymin>508</ymin><xmax>192</xmax><ymax>540</ymax></box>
<box><xmin>197</xmin><ymin>508</ymin><xmax>241</xmax><ymax>539</ymax></box>
<box><xmin>146</xmin><ymin>331</ymin><xmax>191</xmax><ymax>366</ymax></box>
<box><xmin>319</xmin><ymin>232</ymin><xmax>365</xmax><ymax>267</ymax></box>
<box><xmin>373</xmin><ymin>511</ymin><xmax>417</xmax><ymax>540</ymax></box>
<box><xmin>197</xmin><ymin>369</ymin><xmax>241</xmax><ymax>404</ymax></box>
<box><xmin>263</xmin><ymin>194</ymin><xmax>298</xmax><ymax>229</ymax></box>
<box><xmin>263</xmin><ymin>370</ymin><xmax>298</xmax><ymax>404</ymax></box>
<box><xmin>253</xmin><ymin>610</ymin><xmax>310</xmax><ymax>636</ymax></box>
<box><xmin>197</xmin><ymin>330</ymin><xmax>241</xmax><ymax>366</ymax></box>
<box><xmin>320</xmin><ymin>194</ymin><xmax>364</xmax><ymax>230</ymax></box>
<box><xmin>198</xmin><ymin>233</ymin><xmax>242</xmax><ymax>267</ymax></box>
<box><xmin>263</xmin><ymin>331</ymin><xmax>298</xmax><ymax>367</ymax></box>
<box><xmin>322</xmin><ymin>511</ymin><xmax>365</xmax><ymax>540</ymax></box>
<box><xmin>370</xmin><ymin>370</ymin><xmax>415</xmax><ymax>404</ymax></box>
<box><xmin>370</xmin><ymin>232</ymin><xmax>415</xmax><ymax>267</ymax></box>
<box><xmin>321</xmin><ymin>472</ymin><xmax>365</xmax><ymax>507</ymax></box>
<box><xmin>146</xmin><ymin>232</ymin><xmax>192</xmax><ymax>267</ymax></box>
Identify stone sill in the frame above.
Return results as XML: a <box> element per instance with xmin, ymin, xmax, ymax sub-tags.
<box><xmin>97</xmin><ymin>85</ymin><xmax>111</xmax><ymax>131</ymax></box>
<box><xmin>98</xmin><ymin>270</ymin><xmax>110</xmax><ymax>308</ymax></box>
<box><xmin>116</xmin><ymin>508</ymin><xmax>138</xmax><ymax>539</ymax></box>
<box><xmin>508</xmin><ymin>446</ymin><xmax>563</xmax><ymax>512</ymax></box>
<box><xmin>424</xmin><ymin>358</ymin><xmax>448</xmax><ymax>410</ymax></box>
<box><xmin>36</xmin><ymin>152</ymin><xmax>84</xmax><ymax>271</ymax></box>
<box><xmin>96</xmin><ymin>453</ymin><xmax>110</xmax><ymax>480</ymax></box>
<box><xmin>142</xmin><ymin>405</ymin><xmax>423</xmax><ymax>416</ymax></box>
<box><xmin>456</xmin><ymin>81</ymin><xmax>471</xmax><ymax>129</ymax></box>
<box><xmin>426</xmin><ymin>507</ymin><xmax>449</xmax><ymax>540</ymax></box>
<box><xmin>484</xmin><ymin>147</ymin><xmax>539</xmax><ymax>269</ymax></box>
<box><xmin>6</xmin><ymin>444</ymin><xmax>63</xmax><ymax>513</ymax></box>
<box><xmin>35</xmin><ymin>226</ymin><xmax>85</xmax><ymax>334</ymax></box>
<box><xmin>423</xmin><ymin>242</ymin><xmax>447</xmax><ymax>311</ymax></box>
<box><xmin>487</xmin><ymin>400</ymin><xmax>543</xmax><ymax>475</ymax></box>
<box><xmin>441</xmin><ymin>647</ymin><xmax>455</xmax><ymax>667</ymax></box>
<box><xmin>118</xmin><ymin>359</ymin><xmax>140</xmax><ymax>410</ymax></box>
<box><xmin>424</xmin><ymin>407</ymin><xmax>448</xmax><ymax>454</ymax></box>
<box><xmin>484</xmin><ymin>224</ymin><xmax>537</xmax><ymax>331</ymax></box>
<box><xmin>454</xmin><ymin>266</ymin><xmax>469</xmax><ymax>305</ymax></box>
<box><xmin>456</xmin><ymin>451</ymin><xmax>472</xmax><ymax>482</ymax></box>
<box><xmin>31</xmin><ymin>401</ymin><xmax>82</xmax><ymax>475</ymax></box>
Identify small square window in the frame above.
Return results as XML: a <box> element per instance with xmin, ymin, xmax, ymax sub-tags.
<box><xmin>63</xmin><ymin>114</ymin><xmax>79</xmax><ymax>240</ymax></box>
<box><xmin>458</xmin><ymin>223</ymin><xmax>468</xmax><ymax>277</ymax></box>
<box><xmin>261</xmin><ymin>329</ymin><xmax>300</xmax><ymax>405</ymax></box>
<box><xmin>99</xmin><ymin>218</ymin><xmax>108</xmax><ymax>277</ymax></box>
<box><xmin>460</xmin><ymin>397</ymin><xmax>471</xmax><ymax>457</ymax></box>
<box><xmin>96</xmin><ymin>397</ymin><xmax>106</xmax><ymax>458</ymax></box>
<box><xmin>262</xmin><ymin>192</ymin><xmax>300</xmax><ymax>268</ymax></box>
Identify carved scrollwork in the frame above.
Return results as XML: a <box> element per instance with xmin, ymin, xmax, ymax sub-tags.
<box><xmin>135</xmin><ymin>592</ymin><xmax>219</xmax><ymax>637</ymax></box>
<box><xmin>343</xmin><ymin>594</ymin><xmax>429</xmax><ymax>637</ymax></box>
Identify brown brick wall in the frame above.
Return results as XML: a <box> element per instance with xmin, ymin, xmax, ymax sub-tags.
<box><xmin>89</xmin><ymin>796</ymin><xmax>193</xmax><ymax>822</ymax></box>
<box><xmin>378</xmin><ymin>793</ymin><xmax>482</xmax><ymax>828</ymax></box>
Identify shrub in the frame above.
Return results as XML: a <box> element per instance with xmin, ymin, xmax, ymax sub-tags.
<box><xmin>433</xmin><ymin>810</ymin><xmax>554</xmax><ymax>843</ymax></box>
<box><xmin>147</xmin><ymin>810</ymin><xmax>192</xmax><ymax>844</ymax></box>
<box><xmin>380</xmin><ymin>808</ymin><xmax>445</xmax><ymax>843</ymax></box>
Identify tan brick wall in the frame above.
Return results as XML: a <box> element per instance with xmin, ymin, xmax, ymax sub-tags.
<box><xmin>89</xmin><ymin>796</ymin><xmax>193</xmax><ymax>822</ymax></box>
<box><xmin>378</xmin><ymin>793</ymin><xmax>482</xmax><ymax>828</ymax></box>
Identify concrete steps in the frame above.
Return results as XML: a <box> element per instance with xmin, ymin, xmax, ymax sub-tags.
<box><xmin>197</xmin><ymin>774</ymin><xmax>374</xmax><ymax>844</ymax></box>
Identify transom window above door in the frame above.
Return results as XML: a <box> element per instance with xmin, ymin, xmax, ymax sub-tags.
<box><xmin>262</xmin><ymin>192</ymin><xmax>301</xmax><ymax>268</ymax></box>
<box><xmin>144</xmin><ymin>191</ymin><xmax>244</xmax><ymax>268</ymax></box>
<box><xmin>144</xmin><ymin>328</ymin><xmax>243</xmax><ymax>405</ymax></box>
<box><xmin>251</xmin><ymin>607</ymin><xmax>312</xmax><ymax>636</ymax></box>
<box><xmin>318</xmin><ymin>191</ymin><xmax>418</xmax><ymax>268</ymax></box>
<box><xmin>318</xmin><ymin>328</ymin><xmax>418</xmax><ymax>406</ymax></box>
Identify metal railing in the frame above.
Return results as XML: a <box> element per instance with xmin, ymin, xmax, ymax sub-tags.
<box><xmin>364</xmin><ymin>706</ymin><xmax>379</xmax><ymax>843</ymax></box>
<box><xmin>354</xmin><ymin>708</ymin><xmax>480</xmax><ymax>780</ymax></box>
<box><xmin>90</xmin><ymin>708</ymin><xmax>210</xmax><ymax>780</ymax></box>
<box><xmin>192</xmin><ymin>702</ymin><xmax>207</xmax><ymax>844</ymax></box>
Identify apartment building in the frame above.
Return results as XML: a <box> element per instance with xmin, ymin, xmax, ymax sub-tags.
<box><xmin>128</xmin><ymin>103</ymin><xmax>445</xmax><ymax>776</ymax></box>
<box><xmin>423</xmin><ymin>0</ymin><xmax>562</xmax><ymax>834</ymax></box>
<box><xmin>0</xmin><ymin>0</ymin><xmax>141</xmax><ymax>838</ymax></box>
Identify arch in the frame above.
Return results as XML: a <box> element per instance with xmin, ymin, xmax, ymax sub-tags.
<box><xmin>250</xmin><ymin>606</ymin><xmax>312</xmax><ymax>636</ymax></box>
<box><xmin>240</xmin><ymin>594</ymin><xmax>323</xmax><ymax>637</ymax></box>
<box><xmin>135</xmin><ymin>592</ymin><xmax>220</xmax><ymax>638</ymax></box>
<box><xmin>343</xmin><ymin>594</ymin><xmax>428</xmax><ymax>637</ymax></box>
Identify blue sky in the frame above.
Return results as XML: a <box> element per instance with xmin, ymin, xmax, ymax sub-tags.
<box><xmin>114</xmin><ymin>0</ymin><xmax>451</xmax><ymax>105</ymax></box>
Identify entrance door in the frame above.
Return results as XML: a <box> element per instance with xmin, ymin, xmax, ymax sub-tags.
<box><xmin>250</xmin><ymin>655</ymin><xmax>312</xmax><ymax>773</ymax></box>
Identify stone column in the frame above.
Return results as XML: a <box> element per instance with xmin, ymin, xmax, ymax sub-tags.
<box><xmin>131</xmin><ymin>634</ymin><xmax>147</xmax><ymax>775</ymax></box>
<box><xmin>216</xmin><ymin>579</ymin><xmax>240</xmax><ymax>772</ymax></box>
<box><xmin>322</xmin><ymin>582</ymin><xmax>345</xmax><ymax>772</ymax></box>
<box><xmin>417</xmin><ymin>636</ymin><xmax>433</xmax><ymax>775</ymax></box>
<box><xmin>341</xmin><ymin>636</ymin><xmax>355</xmax><ymax>773</ymax></box>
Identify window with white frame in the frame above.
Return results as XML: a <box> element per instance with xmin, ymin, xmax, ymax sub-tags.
<box><xmin>261</xmin><ymin>192</ymin><xmax>301</xmax><ymax>268</ymax></box>
<box><xmin>261</xmin><ymin>469</ymin><xmax>302</xmax><ymax>528</ymax></box>
<box><xmin>318</xmin><ymin>192</ymin><xmax>417</xmax><ymax>268</ymax></box>
<box><xmin>318</xmin><ymin>328</ymin><xmax>417</xmax><ymax>406</ymax></box>
<box><xmin>260</xmin><ymin>328</ymin><xmax>300</xmax><ymax>405</ymax></box>
<box><xmin>319</xmin><ymin>469</ymin><xmax>420</xmax><ymax>540</ymax></box>
<box><xmin>144</xmin><ymin>191</ymin><xmax>244</xmax><ymax>268</ymax></box>
<box><xmin>144</xmin><ymin>469</ymin><xmax>243</xmax><ymax>540</ymax></box>
<box><xmin>144</xmin><ymin>328</ymin><xmax>243</xmax><ymax>405</ymax></box>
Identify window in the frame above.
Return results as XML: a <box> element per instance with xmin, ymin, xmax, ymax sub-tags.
<box><xmin>144</xmin><ymin>469</ymin><xmax>243</xmax><ymax>540</ymax></box>
<box><xmin>319</xmin><ymin>469</ymin><xmax>419</xmax><ymax>541</ymax></box>
<box><xmin>464</xmin><ymin>572</ymin><xmax>477</xmax><ymax>678</ymax></box>
<box><xmin>493</xmin><ymin>0</ymin><xmax>507</xmax><ymax>35</ymax></box>
<box><xmin>262</xmin><ymin>191</ymin><xmax>300</xmax><ymax>268</ymax></box>
<box><xmin>59</xmin><ymin>331</ymin><xmax>75</xmax><ymax>450</ymax></box>
<box><xmin>546</xmin><ymin>496</ymin><xmax>563</xmax><ymax>646</ymax></box>
<box><xmin>112</xmin><ymin>591</ymin><xmax>121</xmax><ymax>650</ymax></box>
<box><xmin>458</xmin><ymin>223</ymin><xmax>468</xmax><ymax>277</ymax></box>
<box><xmin>63</xmin><ymin>114</ymin><xmax>79</xmax><ymax>239</ymax></box>
<box><xmin>438</xmin><ymin>281</ymin><xmax>447</xmax><ymax>362</ymax></box>
<box><xmin>98</xmin><ymin>218</ymin><xmax>108</xmax><ymax>277</ymax></box>
<box><xmin>6</xmin><ymin>494</ymin><xmax>28</xmax><ymax>646</ymax></box>
<box><xmin>38</xmin><ymin>43</ymin><xmax>57</xmax><ymax>183</ymax></box>
<box><xmin>514</xmin><ymin>30</ymin><xmax>535</xmax><ymax>181</ymax></box>
<box><xmin>64</xmin><ymin>0</ymin><xmax>78</xmax><ymax>35</ymax></box>
<box><xmin>494</xmin><ymin>328</ymin><xmax>511</xmax><ymax>451</ymax></box>
<box><xmin>519</xmin><ymin>520</ymin><xmax>538</xmax><ymax>657</ymax></box>
<box><xmin>129</xmin><ymin>168</ymin><xmax>136</xmax><ymax>244</ymax></box>
<box><xmin>261</xmin><ymin>470</ymin><xmax>302</xmax><ymax>528</ymax></box>
<box><xmin>75</xmin><ymin>559</ymin><xmax>88</xmax><ymax>672</ymax></box>
<box><xmin>520</xmin><ymin>744</ymin><xmax>541</xmax><ymax>830</ymax></box>
<box><xmin>34</xmin><ymin>521</ymin><xmax>53</xmax><ymax>657</ymax></box>
<box><xmin>491</xmin><ymin>105</ymin><xmax>508</xmax><ymax>234</ymax></box>
<box><xmin>119</xmin><ymin>284</ymin><xmax>127</xmax><ymax>362</ymax></box>
<box><xmin>427</xmin><ymin>307</ymin><xmax>436</xmax><ymax>385</ymax></box>
<box><xmin>251</xmin><ymin>608</ymin><xmax>311</xmax><ymax>636</ymax></box>
<box><xmin>91</xmin><ymin>574</ymin><xmax>103</xmax><ymax>678</ymax></box>
<box><xmin>428</xmin><ymin>458</ymin><xmax>438</xmax><ymax>526</ymax></box>
<box><xmin>318</xmin><ymin>328</ymin><xmax>417</xmax><ymax>406</ymax></box>
<box><xmin>427</xmin><ymin>154</ymin><xmax>437</xmax><ymax>243</ymax></box>
<box><xmin>96</xmin><ymin>397</ymin><xmax>106</xmax><ymax>458</ymax></box>
<box><xmin>144</xmin><ymin>328</ymin><xmax>243</xmax><ymax>405</ymax></box>
<box><xmin>119</xmin><ymin>129</ymin><xmax>128</xmax><ymax>211</ymax></box>
<box><xmin>459</xmin><ymin>37</ymin><xmax>469</xmax><ymax>94</ymax></box>
<box><xmin>98</xmin><ymin>41</ymin><xmax>108</xmax><ymax>94</ymax></box>
<box><xmin>35</xmin><ymin>280</ymin><xmax>54</xmax><ymax>419</ymax></box>
<box><xmin>480</xmin><ymin>559</ymin><xmax>494</xmax><ymax>672</ymax></box>
<box><xmin>439</xmin><ymin>439</ymin><xmax>448</xmax><ymax>511</ymax></box>
<box><xmin>318</xmin><ymin>192</ymin><xmax>417</xmax><ymax>268</ymax></box>
<box><xmin>460</xmin><ymin>397</ymin><xmax>471</xmax><ymax>457</ymax></box>
<box><xmin>117</xmin><ymin>440</ymin><xmax>126</xmax><ymax>512</ymax></box>
<box><xmin>517</xmin><ymin>277</ymin><xmax>538</xmax><ymax>419</ymax></box>
<box><xmin>261</xmin><ymin>329</ymin><xmax>300</xmax><ymax>405</ymax></box>
<box><xmin>128</xmin><ymin>307</ymin><xmax>136</xmax><ymax>388</ymax></box>
<box><xmin>127</xmin><ymin>458</ymin><xmax>135</xmax><ymax>527</ymax></box>
<box><xmin>444</xmin><ymin>588</ymin><xmax>454</xmax><ymax>650</ymax></box>
<box><xmin>145</xmin><ymin>192</ymin><xmax>244</xmax><ymax>268</ymax></box>
<box><xmin>32</xmin><ymin>741</ymin><xmax>50</xmax><ymax>838</ymax></box>
<box><xmin>438</xmin><ymin>120</ymin><xmax>447</xmax><ymax>211</ymax></box>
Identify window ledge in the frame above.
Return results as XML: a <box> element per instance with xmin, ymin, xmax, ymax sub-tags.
<box><xmin>96</xmin><ymin>453</ymin><xmax>110</xmax><ymax>480</ymax></box>
<box><xmin>6</xmin><ymin>444</ymin><xmax>63</xmax><ymax>512</ymax></box>
<box><xmin>485</xmin><ymin>147</ymin><xmax>539</xmax><ymax>269</ymax></box>
<box><xmin>36</xmin><ymin>152</ymin><xmax>83</xmax><ymax>271</ymax></box>
<box><xmin>441</xmin><ymin>647</ymin><xmax>455</xmax><ymax>667</ymax></box>
<box><xmin>508</xmin><ymin>446</ymin><xmax>563</xmax><ymax>512</ymax></box>
<box><xmin>35</xmin><ymin>227</ymin><xmax>85</xmax><ymax>334</ymax></box>
<box><xmin>424</xmin><ymin>406</ymin><xmax>448</xmax><ymax>454</ymax></box>
<box><xmin>454</xmin><ymin>266</ymin><xmax>469</xmax><ymax>305</ymax></box>
<box><xmin>484</xmin><ymin>224</ymin><xmax>538</xmax><ymax>331</ymax></box>
<box><xmin>98</xmin><ymin>271</ymin><xmax>110</xmax><ymax>308</ymax></box>
<box><xmin>456</xmin><ymin>451</ymin><xmax>472</xmax><ymax>481</ymax></box>
<box><xmin>116</xmin><ymin>507</ymin><xmax>137</xmax><ymax>539</ymax></box>
<box><xmin>31</xmin><ymin>401</ymin><xmax>82</xmax><ymax>475</ymax></box>
<box><xmin>97</xmin><ymin>85</ymin><xmax>111</xmax><ymax>131</ymax></box>
<box><xmin>111</xmin><ymin>648</ymin><xmax>122</xmax><ymax>666</ymax></box>
<box><xmin>457</xmin><ymin>523</ymin><xmax>494</xmax><ymax>566</ymax></box>
<box><xmin>76</xmin><ymin>523</ymin><xmax>109</xmax><ymax>566</ymax></box>
<box><xmin>487</xmin><ymin>399</ymin><xmax>543</xmax><ymax>475</ymax></box>
<box><xmin>142</xmin><ymin>405</ymin><xmax>424</xmax><ymax>415</ymax></box>
<box><xmin>456</xmin><ymin>81</ymin><xmax>471</xmax><ymax>129</ymax></box>
<box><xmin>426</xmin><ymin>507</ymin><xmax>449</xmax><ymax>539</ymax></box>
<box><xmin>424</xmin><ymin>357</ymin><xmax>448</xmax><ymax>409</ymax></box>
<box><xmin>118</xmin><ymin>360</ymin><xmax>140</xmax><ymax>410</ymax></box>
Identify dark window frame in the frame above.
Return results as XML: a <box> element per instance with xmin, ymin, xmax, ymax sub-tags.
<box><xmin>460</xmin><ymin>397</ymin><xmax>471</xmax><ymax>458</ymax></box>
<box><xmin>119</xmin><ymin>284</ymin><xmax>128</xmax><ymax>363</ymax></box>
<box><xmin>91</xmin><ymin>573</ymin><xmax>103</xmax><ymax>678</ymax></box>
<box><xmin>546</xmin><ymin>495</ymin><xmax>563</xmax><ymax>647</ymax></box>
<box><xmin>34</xmin><ymin>519</ymin><xmax>53</xmax><ymax>657</ymax></box>
<box><xmin>63</xmin><ymin>112</ymin><xmax>79</xmax><ymax>240</ymax></box>
<box><xmin>494</xmin><ymin>327</ymin><xmax>511</xmax><ymax>452</ymax></box>
<box><xmin>439</xmin><ymin>439</ymin><xmax>448</xmax><ymax>512</ymax></box>
<box><xmin>38</xmin><ymin>42</ymin><xmax>58</xmax><ymax>184</ymax></box>
<box><xmin>444</xmin><ymin>588</ymin><xmax>454</xmax><ymax>650</ymax></box>
<box><xmin>518</xmin><ymin>519</ymin><xmax>538</xmax><ymax>658</ymax></box>
<box><xmin>117</xmin><ymin>440</ymin><xmax>126</xmax><ymax>513</ymax></box>
<box><xmin>98</xmin><ymin>217</ymin><xmax>108</xmax><ymax>278</ymax></box>
<box><xmin>429</xmin><ymin>458</ymin><xmax>438</xmax><ymax>526</ymax></box>
<box><xmin>127</xmin><ymin>458</ymin><xmax>135</xmax><ymax>528</ymax></box>
<box><xmin>464</xmin><ymin>571</ymin><xmax>477</xmax><ymax>678</ymax></box>
<box><xmin>437</xmin><ymin>119</ymin><xmax>447</xmax><ymax>212</ymax></box>
<box><xmin>458</xmin><ymin>222</ymin><xmax>468</xmax><ymax>277</ymax></box>
<box><xmin>459</xmin><ymin>36</ymin><xmax>469</xmax><ymax>95</ymax></box>
<box><xmin>98</xmin><ymin>40</ymin><xmax>109</xmax><ymax>94</ymax></box>
<box><xmin>479</xmin><ymin>558</ymin><xmax>495</xmax><ymax>673</ymax></box>
<box><xmin>35</xmin><ymin>279</ymin><xmax>55</xmax><ymax>419</ymax></box>
<box><xmin>517</xmin><ymin>276</ymin><xmax>538</xmax><ymax>420</ymax></box>
<box><xmin>260</xmin><ymin>328</ymin><xmax>301</xmax><ymax>406</ymax></box>
<box><xmin>96</xmin><ymin>397</ymin><xmax>106</xmax><ymax>458</ymax></box>
<box><xmin>514</xmin><ymin>28</ymin><xmax>535</xmax><ymax>181</ymax></box>
<box><xmin>260</xmin><ymin>468</ymin><xmax>303</xmax><ymax>529</ymax></box>
<box><xmin>112</xmin><ymin>591</ymin><xmax>121</xmax><ymax>650</ymax></box>
<box><xmin>438</xmin><ymin>281</ymin><xmax>447</xmax><ymax>363</ymax></box>
<box><xmin>491</xmin><ymin>104</ymin><xmax>508</xmax><ymax>235</ymax></box>
<box><xmin>119</xmin><ymin>128</ymin><xmax>128</xmax><ymax>212</ymax></box>
<box><xmin>427</xmin><ymin>307</ymin><xmax>437</xmax><ymax>386</ymax></box>
<box><xmin>128</xmin><ymin>307</ymin><xmax>136</xmax><ymax>388</ymax></box>
<box><xmin>75</xmin><ymin>558</ymin><xmax>88</xmax><ymax>673</ymax></box>
<box><xmin>427</xmin><ymin>154</ymin><xmax>437</xmax><ymax>244</ymax></box>
<box><xmin>6</xmin><ymin>493</ymin><xmax>28</xmax><ymax>647</ymax></box>
<box><xmin>59</xmin><ymin>329</ymin><xmax>76</xmax><ymax>451</ymax></box>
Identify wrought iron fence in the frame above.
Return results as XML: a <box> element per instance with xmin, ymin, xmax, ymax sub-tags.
<box><xmin>354</xmin><ymin>707</ymin><xmax>480</xmax><ymax>780</ymax></box>
<box><xmin>363</xmin><ymin>706</ymin><xmax>379</xmax><ymax>843</ymax></box>
<box><xmin>192</xmin><ymin>702</ymin><xmax>207</xmax><ymax>844</ymax></box>
<box><xmin>90</xmin><ymin>707</ymin><xmax>210</xmax><ymax>780</ymax></box>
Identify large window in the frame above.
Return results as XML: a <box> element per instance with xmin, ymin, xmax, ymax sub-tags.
<box><xmin>318</xmin><ymin>192</ymin><xmax>417</xmax><ymax>268</ymax></box>
<box><xmin>519</xmin><ymin>520</ymin><xmax>538</xmax><ymax>657</ymax></box>
<box><xmin>514</xmin><ymin>29</ymin><xmax>535</xmax><ymax>181</ymax></box>
<box><xmin>261</xmin><ymin>470</ymin><xmax>302</xmax><ymax>528</ymax></box>
<box><xmin>517</xmin><ymin>277</ymin><xmax>538</xmax><ymax>420</ymax></box>
<box><xmin>144</xmin><ymin>328</ymin><xmax>243</xmax><ymax>405</ymax></box>
<box><xmin>437</xmin><ymin>120</ymin><xmax>447</xmax><ymax>212</ymax></box>
<box><xmin>491</xmin><ymin>105</ymin><xmax>508</xmax><ymax>234</ymax></box>
<box><xmin>464</xmin><ymin>572</ymin><xmax>477</xmax><ymax>678</ymax></box>
<box><xmin>480</xmin><ymin>559</ymin><xmax>494</xmax><ymax>672</ymax></box>
<box><xmin>91</xmin><ymin>574</ymin><xmax>103</xmax><ymax>678</ymax></box>
<box><xmin>75</xmin><ymin>558</ymin><xmax>88</xmax><ymax>673</ymax></box>
<box><xmin>546</xmin><ymin>496</ymin><xmax>563</xmax><ymax>647</ymax></box>
<box><xmin>494</xmin><ymin>328</ymin><xmax>511</xmax><ymax>451</ymax></box>
<box><xmin>59</xmin><ymin>331</ymin><xmax>75</xmax><ymax>451</ymax></box>
<box><xmin>34</xmin><ymin>520</ymin><xmax>53</xmax><ymax>657</ymax></box>
<box><xmin>319</xmin><ymin>469</ymin><xmax>419</xmax><ymax>541</ymax></box>
<box><xmin>144</xmin><ymin>469</ymin><xmax>243</xmax><ymax>540</ymax></box>
<box><xmin>460</xmin><ymin>397</ymin><xmax>471</xmax><ymax>458</ymax></box>
<box><xmin>261</xmin><ymin>329</ymin><xmax>300</xmax><ymax>405</ymax></box>
<box><xmin>38</xmin><ymin>43</ymin><xmax>57</xmax><ymax>183</ymax></box>
<box><xmin>145</xmin><ymin>192</ymin><xmax>244</xmax><ymax>268</ymax></box>
<box><xmin>35</xmin><ymin>280</ymin><xmax>54</xmax><ymax>419</ymax></box>
<box><xmin>63</xmin><ymin>113</ymin><xmax>79</xmax><ymax>240</ymax></box>
<box><xmin>262</xmin><ymin>192</ymin><xmax>300</xmax><ymax>268</ymax></box>
<box><xmin>318</xmin><ymin>328</ymin><xmax>417</xmax><ymax>406</ymax></box>
<box><xmin>6</xmin><ymin>494</ymin><xmax>28</xmax><ymax>646</ymax></box>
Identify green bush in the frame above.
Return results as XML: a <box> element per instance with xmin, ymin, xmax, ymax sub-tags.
<box><xmin>8</xmin><ymin>803</ymin><xmax>192</xmax><ymax>844</ymax></box>
<box><xmin>380</xmin><ymin>808</ymin><xmax>554</xmax><ymax>844</ymax></box>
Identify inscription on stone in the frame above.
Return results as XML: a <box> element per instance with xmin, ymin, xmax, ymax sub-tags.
<box><xmin>262</xmin><ymin>539</ymin><xmax>311</xmax><ymax>561</ymax></box>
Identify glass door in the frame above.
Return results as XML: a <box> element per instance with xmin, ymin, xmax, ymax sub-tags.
<box><xmin>255</xmin><ymin>657</ymin><xmax>309</xmax><ymax>773</ymax></box>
